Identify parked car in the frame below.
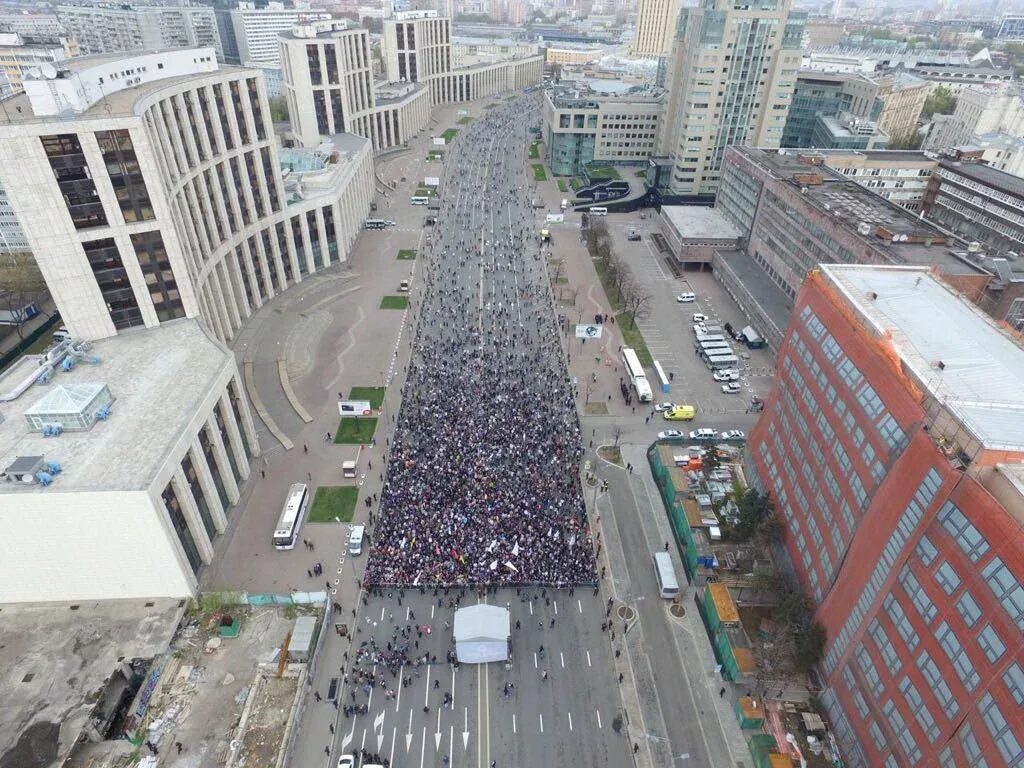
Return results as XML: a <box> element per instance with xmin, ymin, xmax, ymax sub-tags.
<box><xmin>658</xmin><ymin>429</ymin><xmax>684</xmax><ymax>440</ymax></box>
<box><xmin>338</xmin><ymin>755</ymin><xmax>355</xmax><ymax>768</ymax></box>
<box><xmin>398</xmin><ymin>279</ymin><xmax>410</xmax><ymax>292</ymax></box>
<box><xmin>664</xmin><ymin>405</ymin><xmax>696</xmax><ymax>421</ymax></box>
<box><xmin>692</xmin><ymin>313</ymin><xmax>708</xmax><ymax>323</ymax></box>
<box><xmin>627</xmin><ymin>230</ymin><xmax>641</xmax><ymax>241</ymax></box>
<box><xmin>721</xmin><ymin>382</ymin><xmax>741</xmax><ymax>394</ymax></box>
<box><xmin>676</xmin><ymin>292</ymin><xmax>696</xmax><ymax>303</ymax></box>
<box><xmin>689</xmin><ymin>428</ymin><xmax>718</xmax><ymax>440</ymax></box>
<box><xmin>653</xmin><ymin>401</ymin><xmax>675</xmax><ymax>412</ymax></box>
<box><xmin>713</xmin><ymin>370</ymin><xmax>739</xmax><ymax>382</ymax></box>
<box><xmin>721</xmin><ymin>430</ymin><xmax>746</xmax><ymax>441</ymax></box>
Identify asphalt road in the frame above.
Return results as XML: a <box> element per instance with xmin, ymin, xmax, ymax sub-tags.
<box><xmin>330</xmin><ymin>94</ymin><xmax>628</xmax><ymax>768</ymax></box>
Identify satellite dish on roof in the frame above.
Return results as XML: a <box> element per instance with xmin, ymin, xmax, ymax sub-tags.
<box><xmin>40</xmin><ymin>62</ymin><xmax>58</xmax><ymax>80</ymax></box>
<box><xmin>26</xmin><ymin>66</ymin><xmax>42</xmax><ymax>80</ymax></box>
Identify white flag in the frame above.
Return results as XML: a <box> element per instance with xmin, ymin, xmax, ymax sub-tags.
<box><xmin>489</xmin><ymin>559</ymin><xmax>498</xmax><ymax>570</ymax></box>
<box><xmin>505</xmin><ymin>561</ymin><xmax>518</xmax><ymax>572</ymax></box>
<box><xmin>512</xmin><ymin>542</ymin><xmax>520</xmax><ymax>557</ymax></box>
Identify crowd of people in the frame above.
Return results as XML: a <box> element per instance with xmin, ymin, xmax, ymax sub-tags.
<box><xmin>364</xmin><ymin>96</ymin><xmax>597</xmax><ymax>588</ymax></box>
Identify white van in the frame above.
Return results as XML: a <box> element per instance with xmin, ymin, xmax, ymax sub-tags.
<box><xmin>341</xmin><ymin>460</ymin><xmax>357</xmax><ymax>479</ymax></box>
<box><xmin>348</xmin><ymin>525</ymin><xmax>365</xmax><ymax>556</ymax></box>
<box><xmin>589</xmin><ymin>207</ymin><xmax>608</xmax><ymax>216</ymax></box>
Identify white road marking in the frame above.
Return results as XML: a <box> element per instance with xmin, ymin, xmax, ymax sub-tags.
<box><xmin>512</xmin><ymin>713</ymin><xmax>517</xmax><ymax>733</ymax></box>
<box><xmin>360</xmin><ymin>728</ymin><xmax>366</xmax><ymax>750</ymax></box>
<box><xmin>577</xmin><ymin>599</ymin><xmax>583</xmax><ymax>614</ymax></box>
<box><xmin>380</xmin><ymin>606</ymin><xmax>386</xmax><ymax>621</ymax></box>
<box><xmin>389</xmin><ymin>726</ymin><xmax>396</xmax><ymax>767</ymax></box>
<box><xmin>435</xmin><ymin>708</ymin><xmax>442</xmax><ymax>749</ymax></box>
<box><xmin>431</xmin><ymin>603</ymin><xmax>435</xmax><ymax>620</ymax></box>
<box><xmin>424</xmin><ymin>664</ymin><xmax>431</xmax><ymax>706</ymax></box>
<box><xmin>586</xmin><ymin>651</ymin><xmax>592</xmax><ymax>667</ymax></box>
<box><xmin>539</xmin><ymin>713</ymin><xmax>544</xmax><ymax>733</ymax></box>
<box><xmin>406</xmin><ymin>710</ymin><xmax>413</xmax><ymax>751</ymax></box>
<box><xmin>596</xmin><ymin>710</ymin><xmax>602</xmax><ymax>729</ymax></box>
<box><xmin>553</xmin><ymin>600</ymin><xmax>558</xmax><ymax>615</ymax></box>
<box><xmin>560</xmin><ymin>652</ymin><xmax>565</xmax><ymax>669</ymax></box>
<box><xmin>568</xmin><ymin>712</ymin><xmax>573</xmax><ymax>731</ymax></box>
<box><xmin>451</xmin><ymin>666</ymin><xmax>456</xmax><ymax>708</ymax></box>
<box><xmin>533</xmin><ymin>652</ymin><xmax>538</xmax><ymax>669</ymax></box>
<box><xmin>529</xmin><ymin>600</ymin><xmax>533</xmax><ymax>615</ymax></box>
<box><xmin>395</xmin><ymin>664</ymin><xmax>404</xmax><ymax>712</ymax></box>
<box><xmin>419</xmin><ymin>726</ymin><xmax>426</xmax><ymax>768</ymax></box>
<box><xmin>463</xmin><ymin>707</ymin><xmax>469</xmax><ymax>749</ymax></box>
<box><xmin>406</xmin><ymin>606</ymin><xmax>411</xmax><ymax>621</ymax></box>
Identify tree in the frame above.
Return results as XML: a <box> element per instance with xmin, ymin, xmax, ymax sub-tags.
<box><xmin>725</xmin><ymin>488</ymin><xmax>774</xmax><ymax>542</ymax></box>
<box><xmin>922</xmin><ymin>85</ymin><xmax>956</xmax><ymax>120</ymax></box>
<box><xmin>621</xmin><ymin>279</ymin><xmax>653</xmax><ymax>329</ymax></box>
<box><xmin>0</xmin><ymin>258</ymin><xmax>48</xmax><ymax>341</ymax></box>
<box><xmin>268</xmin><ymin>95</ymin><xmax>289</xmax><ymax>123</ymax></box>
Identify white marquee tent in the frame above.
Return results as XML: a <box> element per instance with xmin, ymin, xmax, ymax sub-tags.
<box><xmin>453</xmin><ymin>604</ymin><xmax>511</xmax><ymax>664</ymax></box>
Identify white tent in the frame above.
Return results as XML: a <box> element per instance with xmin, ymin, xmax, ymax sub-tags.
<box><xmin>453</xmin><ymin>605</ymin><xmax>510</xmax><ymax>664</ymax></box>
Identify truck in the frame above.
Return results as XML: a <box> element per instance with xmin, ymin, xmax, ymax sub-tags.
<box><xmin>540</xmin><ymin>228</ymin><xmax>552</xmax><ymax>243</ymax></box>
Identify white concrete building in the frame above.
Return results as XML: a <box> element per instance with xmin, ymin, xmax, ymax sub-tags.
<box><xmin>56</xmin><ymin>5</ymin><xmax>223</xmax><ymax>61</ymax></box>
<box><xmin>0</xmin><ymin>320</ymin><xmax>258</xmax><ymax>603</ymax></box>
<box><xmin>230</xmin><ymin>5</ymin><xmax>331</xmax><ymax>66</ymax></box>
<box><xmin>380</xmin><ymin>11</ymin><xmax>543</xmax><ymax>106</ymax></box>
<box><xmin>0</xmin><ymin>12</ymin><xmax>63</xmax><ymax>42</ymax></box>
<box><xmin>0</xmin><ymin>32</ymin><xmax>76</xmax><ymax>92</ymax></box>
<box><xmin>279</xmin><ymin>21</ymin><xmax>431</xmax><ymax>151</ymax></box>
<box><xmin>660</xmin><ymin>0</ymin><xmax>805</xmax><ymax>195</ymax></box>
<box><xmin>0</xmin><ymin>183</ymin><xmax>28</xmax><ymax>254</ymax></box>
<box><xmin>925</xmin><ymin>83</ymin><xmax>1024</xmax><ymax>154</ymax></box>
<box><xmin>630</xmin><ymin>0</ymin><xmax>678</xmax><ymax>57</ymax></box>
<box><xmin>0</xmin><ymin>47</ymin><xmax>374</xmax><ymax>345</ymax></box>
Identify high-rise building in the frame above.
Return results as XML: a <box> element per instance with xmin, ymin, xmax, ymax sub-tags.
<box><xmin>0</xmin><ymin>32</ymin><xmax>76</xmax><ymax>92</ymax></box>
<box><xmin>782</xmin><ymin>71</ymin><xmax>880</xmax><ymax>148</ymax></box>
<box><xmin>56</xmin><ymin>5</ymin><xmax>223</xmax><ymax>61</ymax></box>
<box><xmin>872</xmin><ymin>72</ymin><xmax>928</xmax><ymax>146</ymax></box>
<box><xmin>279</xmin><ymin>21</ymin><xmax>431</xmax><ymax>151</ymax></box>
<box><xmin>228</xmin><ymin>5</ymin><xmax>331</xmax><ymax>65</ymax></box>
<box><xmin>0</xmin><ymin>183</ymin><xmax>28</xmax><ymax>254</ymax></box>
<box><xmin>630</xmin><ymin>0</ymin><xmax>678</xmax><ymax>57</ymax></box>
<box><xmin>381</xmin><ymin>10</ymin><xmax>543</xmax><ymax>106</ymax></box>
<box><xmin>659</xmin><ymin>0</ymin><xmax>805</xmax><ymax>196</ymax></box>
<box><xmin>996</xmin><ymin>13</ymin><xmax>1024</xmax><ymax>42</ymax></box>
<box><xmin>0</xmin><ymin>12</ymin><xmax>63</xmax><ymax>43</ymax></box>
<box><xmin>747</xmin><ymin>263</ymin><xmax>1024</xmax><ymax>768</ymax></box>
<box><xmin>0</xmin><ymin>47</ymin><xmax>373</xmax><ymax>345</ymax></box>
<box><xmin>925</xmin><ymin>84</ymin><xmax>1024</xmax><ymax>154</ymax></box>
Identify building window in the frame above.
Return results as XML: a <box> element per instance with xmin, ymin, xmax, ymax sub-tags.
<box><xmin>882</xmin><ymin>699</ymin><xmax>920</xmax><ymax>763</ymax></box>
<box><xmin>978</xmin><ymin>692</ymin><xmax>1023</xmax><ymax>764</ymax></box>
<box><xmin>960</xmin><ymin>724</ymin><xmax>987</xmax><ymax>768</ymax></box>
<box><xmin>934</xmin><ymin>561</ymin><xmax>961</xmax><ymax>595</ymax></box>
<box><xmin>130</xmin><ymin>231</ymin><xmax>186</xmax><ymax>322</ymax></box>
<box><xmin>161</xmin><ymin>482</ymin><xmax>201</xmax><ymax>574</ymax></box>
<box><xmin>181</xmin><ymin>451</ymin><xmax>215</xmax><ymax>540</ymax></box>
<box><xmin>899</xmin><ymin>677</ymin><xmax>939</xmax><ymax>742</ymax></box>
<box><xmin>916</xmin><ymin>535</ymin><xmax>938</xmax><ymax>566</ymax></box>
<box><xmin>917</xmin><ymin>650</ymin><xmax>958</xmax><ymax>718</ymax></box>
<box><xmin>1004</xmin><ymin>663</ymin><xmax>1024</xmax><ymax>706</ymax></box>
<box><xmin>956</xmin><ymin>591</ymin><xmax>982</xmax><ymax>627</ymax></box>
<box><xmin>900</xmin><ymin>567</ymin><xmax>937</xmax><ymax>624</ymax></box>
<box><xmin>936</xmin><ymin>620</ymin><xmax>979</xmax><ymax>690</ymax></box>
<box><xmin>977</xmin><ymin>623</ymin><xmax>1006</xmax><ymax>663</ymax></box>
<box><xmin>981</xmin><ymin>557</ymin><xmax>1024</xmax><ymax>629</ymax></box>
<box><xmin>83</xmin><ymin>238</ymin><xmax>144</xmax><ymax>330</ymax></box>
<box><xmin>199</xmin><ymin>423</ymin><xmax>230</xmax><ymax>509</ymax></box>
<box><xmin>40</xmin><ymin>133</ymin><xmax>107</xmax><ymax>229</ymax></box>
<box><xmin>938</xmin><ymin>502</ymin><xmax>990</xmax><ymax>562</ymax></box>
<box><xmin>96</xmin><ymin>129</ymin><xmax>154</xmax><ymax>223</ymax></box>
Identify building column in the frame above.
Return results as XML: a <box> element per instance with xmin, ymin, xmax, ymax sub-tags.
<box><xmin>171</xmin><ymin>467</ymin><xmax>215</xmax><ymax>563</ymax></box>
<box><xmin>229</xmin><ymin>375</ymin><xmax>260</xmax><ymax>464</ymax></box>
<box><xmin>190</xmin><ymin>439</ymin><xmax>227</xmax><ymax>532</ymax></box>
<box><xmin>206</xmin><ymin>414</ymin><xmax>240</xmax><ymax>504</ymax></box>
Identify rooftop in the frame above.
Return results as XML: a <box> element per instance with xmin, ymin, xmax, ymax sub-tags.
<box><xmin>662</xmin><ymin>205</ymin><xmax>742</xmax><ymax>241</ymax></box>
<box><xmin>938</xmin><ymin>159</ymin><xmax>1024</xmax><ymax>200</ymax></box>
<box><xmin>823</xmin><ymin>264</ymin><xmax>1024</xmax><ymax>452</ymax></box>
<box><xmin>0</xmin><ymin>319</ymin><xmax>233</xmax><ymax>493</ymax></box>
<box><xmin>546</xmin><ymin>81</ymin><xmax>663</xmax><ymax>106</ymax></box>
<box><xmin>0</xmin><ymin>599</ymin><xmax>183</xmax><ymax>768</ymax></box>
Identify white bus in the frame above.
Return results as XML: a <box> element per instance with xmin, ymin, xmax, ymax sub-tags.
<box><xmin>364</xmin><ymin>219</ymin><xmax>388</xmax><ymax>229</ymax></box>
<box><xmin>621</xmin><ymin>347</ymin><xmax>653</xmax><ymax>402</ymax></box>
<box><xmin>589</xmin><ymin>206</ymin><xmax>608</xmax><ymax>216</ymax></box>
<box><xmin>273</xmin><ymin>483</ymin><xmax>309</xmax><ymax>550</ymax></box>
<box><xmin>653</xmin><ymin>552</ymin><xmax>679</xmax><ymax>598</ymax></box>
<box><xmin>410</xmin><ymin>195</ymin><xmax>430</xmax><ymax>205</ymax></box>
<box><xmin>706</xmin><ymin>353</ymin><xmax>740</xmax><ymax>370</ymax></box>
<box><xmin>700</xmin><ymin>341</ymin><xmax>733</xmax><ymax>355</ymax></box>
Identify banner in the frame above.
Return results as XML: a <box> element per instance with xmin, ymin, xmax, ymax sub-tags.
<box><xmin>338</xmin><ymin>400</ymin><xmax>373</xmax><ymax>417</ymax></box>
<box><xmin>424</xmin><ymin>176</ymin><xmax>440</xmax><ymax>187</ymax></box>
<box><xmin>575</xmin><ymin>324</ymin><xmax>602</xmax><ymax>339</ymax></box>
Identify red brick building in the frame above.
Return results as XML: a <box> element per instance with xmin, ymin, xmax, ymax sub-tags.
<box><xmin>748</xmin><ymin>264</ymin><xmax>1024</xmax><ymax>767</ymax></box>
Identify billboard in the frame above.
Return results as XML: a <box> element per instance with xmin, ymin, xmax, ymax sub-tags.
<box><xmin>575</xmin><ymin>324</ymin><xmax>603</xmax><ymax>339</ymax></box>
<box><xmin>338</xmin><ymin>400</ymin><xmax>373</xmax><ymax>417</ymax></box>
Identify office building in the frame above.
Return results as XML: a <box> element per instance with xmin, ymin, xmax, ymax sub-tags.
<box><xmin>710</xmin><ymin>147</ymin><xmax>988</xmax><ymax>349</ymax></box>
<box><xmin>279</xmin><ymin>21</ymin><xmax>431</xmax><ymax>151</ymax></box>
<box><xmin>872</xmin><ymin>72</ymin><xmax>928</xmax><ymax>146</ymax></box>
<box><xmin>56</xmin><ymin>5</ymin><xmax>223</xmax><ymax>61</ymax></box>
<box><xmin>814</xmin><ymin>149</ymin><xmax>936</xmax><ymax>212</ymax></box>
<box><xmin>952</xmin><ymin>133</ymin><xmax>1024</xmax><ymax>178</ymax></box>
<box><xmin>229</xmin><ymin>5</ymin><xmax>331</xmax><ymax>65</ymax></box>
<box><xmin>0</xmin><ymin>48</ymin><xmax>373</xmax><ymax>346</ymax></box>
<box><xmin>544</xmin><ymin>45</ymin><xmax>603</xmax><ymax>66</ymax></box>
<box><xmin>782</xmin><ymin>71</ymin><xmax>880</xmax><ymax>149</ymax></box>
<box><xmin>0</xmin><ymin>32</ymin><xmax>76</xmax><ymax>92</ymax></box>
<box><xmin>923</xmin><ymin>158</ymin><xmax>1024</xmax><ymax>257</ymax></box>
<box><xmin>996</xmin><ymin>14</ymin><xmax>1024</xmax><ymax>42</ymax></box>
<box><xmin>452</xmin><ymin>37</ymin><xmax>538</xmax><ymax>68</ymax></box>
<box><xmin>381</xmin><ymin>11</ymin><xmax>542</xmax><ymax>106</ymax></box>
<box><xmin>630</xmin><ymin>0</ymin><xmax>677</xmax><ymax>57</ymax></box>
<box><xmin>0</xmin><ymin>183</ymin><xmax>28</xmax><ymax>254</ymax></box>
<box><xmin>0</xmin><ymin>12</ymin><xmax>63</xmax><ymax>42</ymax></box>
<box><xmin>925</xmin><ymin>84</ymin><xmax>1024</xmax><ymax>154</ymax></box>
<box><xmin>542</xmin><ymin>83</ymin><xmax>662</xmax><ymax>176</ymax></box>
<box><xmin>659</xmin><ymin>0</ymin><xmax>805</xmax><ymax>196</ymax></box>
<box><xmin>810</xmin><ymin>114</ymin><xmax>888</xmax><ymax>151</ymax></box>
<box><xmin>747</xmin><ymin>263</ymin><xmax>1024</xmax><ymax>768</ymax></box>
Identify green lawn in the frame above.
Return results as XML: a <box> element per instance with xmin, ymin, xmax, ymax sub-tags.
<box><xmin>397</xmin><ymin>249</ymin><xmax>417</xmax><ymax>260</ymax></box>
<box><xmin>617</xmin><ymin>314</ymin><xmax>653</xmax><ymax>366</ymax></box>
<box><xmin>570</xmin><ymin>178</ymin><xmax>582</xmax><ymax>190</ymax></box>
<box><xmin>529</xmin><ymin>142</ymin><xmax>540</xmax><ymax>159</ymax></box>
<box><xmin>308</xmin><ymin>486</ymin><xmax>358</xmax><ymax>523</ymax></box>
<box><xmin>414</xmin><ymin>187</ymin><xmax>436</xmax><ymax>197</ymax></box>
<box><xmin>349</xmin><ymin>386</ymin><xmax>385</xmax><ymax>408</ymax></box>
<box><xmin>557</xmin><ymin>179</ymin><xmax>568</xmax><ymax>193</ymax></box>
<box><xmin>334</xmin><ymin>417</ymin><xmax>378</xmax><ymax>444</ymax></box>
<box><xmin>427</xmin><ymin>150</ymin><xmax>444</xmax><ymax>161</ymax></box>
<box><xmin>587</xmin><ymin>165</ymin><xmax>621</xmax><ymax>181</ymax></box>
<box><xmin>380</xmin><ymin>295</ymin><xmax>409</xmax><ymax>310</ymax></box>
<box><xmin>441</xmin><ymin>128</ymin><xmax>458</xmax><ymax>141</ymax></box>
<box><xmin>458</xmin><ymin>116</ymin><xmax>472</xmax><ymax>125</ymax></box>
<box><xmin>532</xmin><ymin>164</ymin><xmax>547</xmax><ymax>181</ymax></box>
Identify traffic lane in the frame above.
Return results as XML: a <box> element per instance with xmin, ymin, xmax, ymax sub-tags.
<box><xmin>602</xmin><ymin>474</ymin><xmax>721</xmax><ymax>768</ymax></box>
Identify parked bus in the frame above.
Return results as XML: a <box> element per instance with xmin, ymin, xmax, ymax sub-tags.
<box><xmin>694</xmin><ymin>332</ymin><xmax>726</xmax><ymax>344</ymax></box>
<box><xmin>621</xmin><ymin>347</ymin><xmax>652</xmax><ymax>402</ymax></box>
<box><xmin>273</xmin><ymin>483</ymin><xmax>309</xmax><ymax>550</ymax></box>
<box><xmin>653</xmin><ymin>552</ymin><xmax>679</xmax><ymax>598</ymax></box>
<box><xmin>699</xmin><ymin>341</ymin><xmax>732</xmax><ymax>354</ymax></box>
<box><xmin>589</xmin><ymin>206</ymin><xmax>608</xmax><ymax>216</ymax></box>
<box><xmin>706</xmin><ymin>353</ymin><xmax>740</xmax><ymax>370</ymax></box>
<box><xmin>410</xmin><ymin>195</ymin><xmax>430</xmax><ymax>205</ymax></box>
<box><xmin>364</xmin><ymin>219</ymin><xmax>388</xmax><ymax>230</ymax></box>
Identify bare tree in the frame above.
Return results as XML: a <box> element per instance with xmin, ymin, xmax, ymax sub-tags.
<box><xmin>612</xmin><ymin>424</ymin><xmax>623</xmax><ymax>447</ymax></box>
<box><xmin>0</xmin><ymin>257</ymin><xmax>48</xmax><ymax>341</ymax></box>
<box><xmin>621</xmin><ymin>278</ymin><xmax>652</xmax><ymax>329</ymax></box>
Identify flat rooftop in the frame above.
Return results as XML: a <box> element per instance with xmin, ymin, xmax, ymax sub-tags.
<box><xmin>662</xmin><ymin>205</ymin><xmax>741</xmax><ymax>241</ymax></box>
<box><xmin>823</xmin><ymin>264</ymin><xmax>1024</xmax><ymax>451</ymax></box>
<box><xmin>0</xmin><ymin>599</ymin><xmax>183</xmax><ymax>768</ymax></box>
<box><xmin>0</xmin><ymin>319</ymin><xmax>232</xmax><ymax>492</ymax></box>
<box><xmin>939</xmin><ymin>159</ymin><xmax>1024</xmax><ymax>199</ymax></box>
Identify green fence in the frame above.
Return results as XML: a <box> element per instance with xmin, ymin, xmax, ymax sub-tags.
<box><xmin>647</xmin><ymin>443</ymin><xmax>700</xmax><ymax>578</ymax></box>
<box><xmin>0</xmin><ymin>314</ymin><xmax>59</xmax><ymax>373</ymax></box>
